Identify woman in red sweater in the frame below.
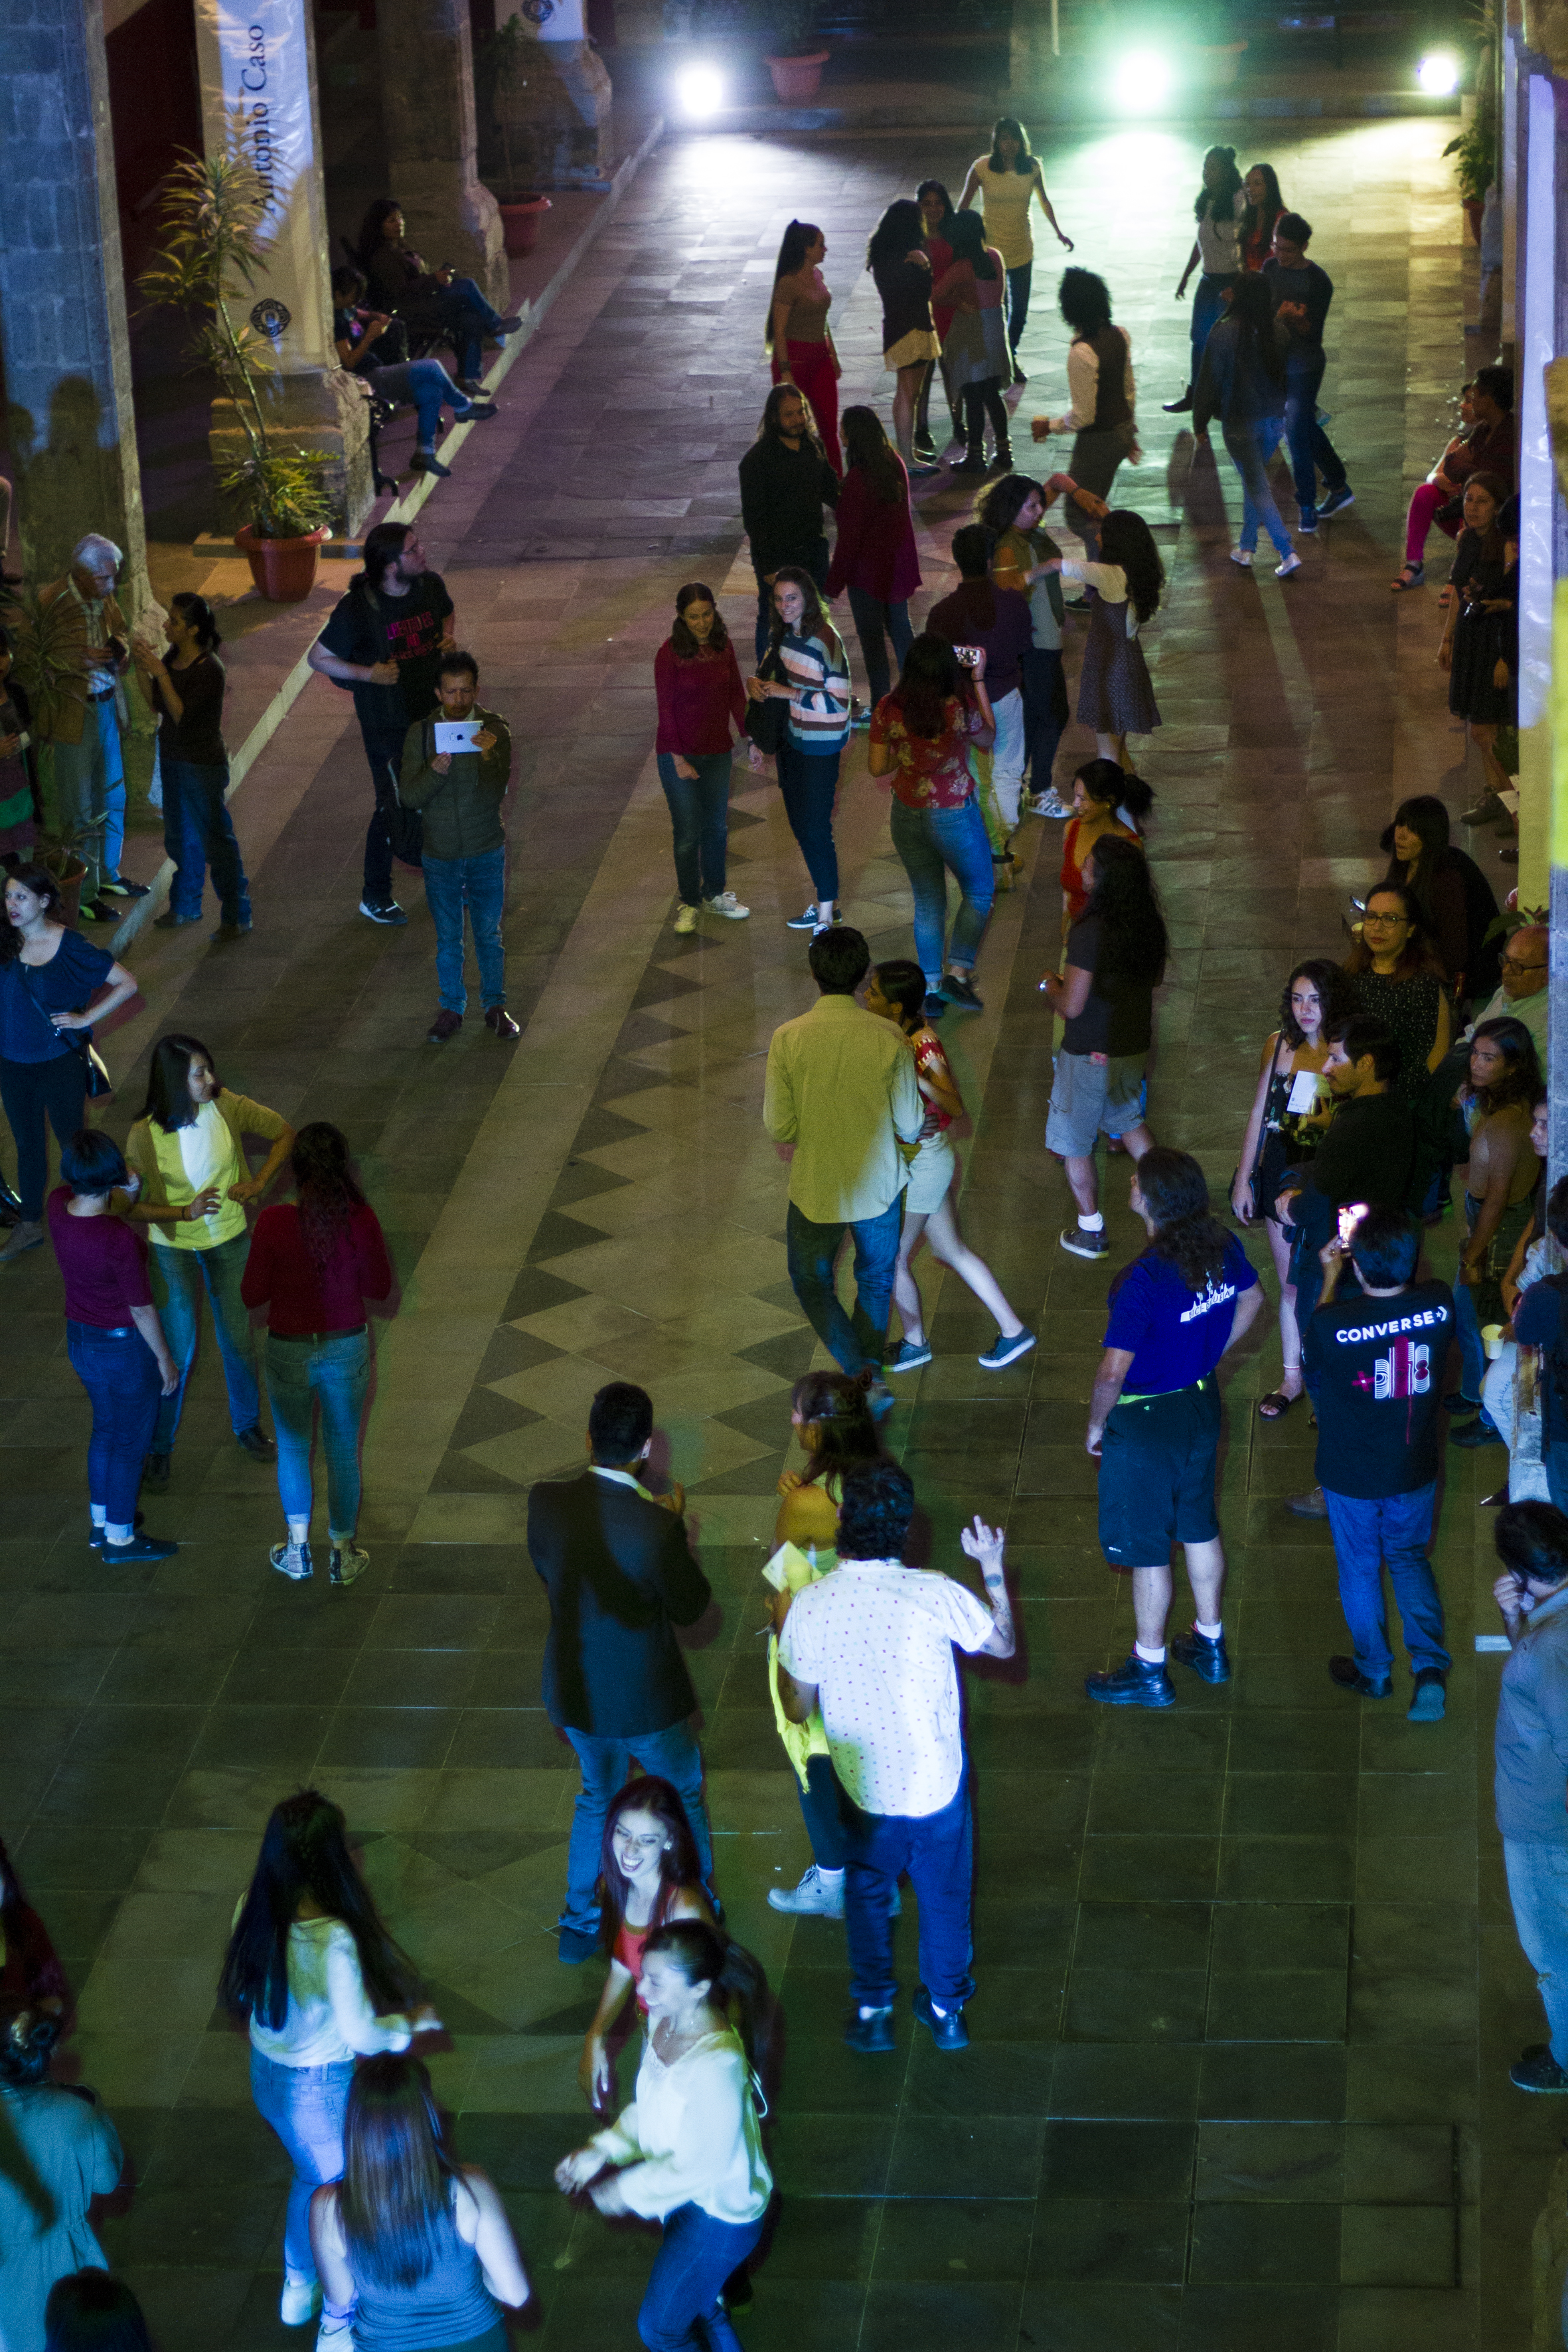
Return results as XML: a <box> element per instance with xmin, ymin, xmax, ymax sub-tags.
<box><xmin>241</xmin><ymin>1122</ymin><xmax>394</xmax><ymax>1589</ymax></box>
<box><xmin>825</xmin><ymin>407</ymin><xmax>922</xmax><ymax>712</ymax></box>
<box><xmin>653</xmin><ymin>584</ymin><xmax>761</xmax><ymax>937</ymax></box>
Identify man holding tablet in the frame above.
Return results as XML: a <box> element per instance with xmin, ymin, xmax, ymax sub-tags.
<box><xmin>399</xmin><ymin>651</ymin><xmax>518</xmax><ymax>1046</ymax></box>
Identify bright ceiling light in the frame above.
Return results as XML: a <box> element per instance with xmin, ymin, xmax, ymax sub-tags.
<box><xmin>1113</xmin><ymin>49</ymin><xmax>1171</xmax><ymax>113</ymax></box>
<box><xmin>677</xmin><ymin>65</ymin><xmax>724</xmax><ymax>118</ymax></box>
<box><xmin>1416</xmin><ymin>50</ymin><xmax>1460</xmax><ymax>94</ymax></box>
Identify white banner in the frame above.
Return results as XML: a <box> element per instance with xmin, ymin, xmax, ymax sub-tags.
<box><xmin>194</xmin><ymin>0</ymin><xmax>332</xmax><ymax>374</ymax></box>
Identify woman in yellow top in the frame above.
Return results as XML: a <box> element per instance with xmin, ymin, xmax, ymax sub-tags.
<box><xmin>122</xmin><ymin>1032</ymin><xmax>293</xmax><ymax>1490</ymax></box>
<box><xmin>958</xmin><ymin>116</ymin><xmax>1073</xmax><ymax>386</ymax></box>
<box><xmin>764</xmin><ymin>1371</ymin><xmax>881</xmax><ymax>1922</ymax></box>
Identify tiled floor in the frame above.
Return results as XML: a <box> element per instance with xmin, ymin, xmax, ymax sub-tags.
<box><xmin>0</xmin><ymin>119</ymin><xmax>1543</xmax><ymax>2352</ymax></box>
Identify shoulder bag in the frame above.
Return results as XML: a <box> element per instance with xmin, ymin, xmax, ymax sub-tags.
<box><xmin>744</xmin><ymin>648</ymin><xmax>790</xmax><ymax>759</ymax></box>
<box><xmin>1229</xmin><ymin>1036</ymin><xmax>1283</xmax><ymax>1223</ymax></box>
<box><xmin>15</xmin><ymin>960</ymin><xmax>112</xmax><ymax>1097</ymax></box>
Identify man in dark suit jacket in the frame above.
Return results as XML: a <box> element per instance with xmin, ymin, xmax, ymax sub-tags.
<box><xmin>528</xmin><ymin>1379</ymin><xmax>714</xmax><ymax>1962</ymax></box>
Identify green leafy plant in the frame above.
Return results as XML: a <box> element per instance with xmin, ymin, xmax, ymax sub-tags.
<box><xmin>137</xmin><ymin>127</ymin><xmax>336</xmax><ymax>540</ymax></box>
<box><xmin>1442</xmin><ymin>121</ymin><xmax>1495</xmax><ymax>203</ymax></box>
<box><xmin>476</xmin><ymin>15</ymin><xmax>533</xmax><ymax>200</ymax></box>
<box><xmin>0</xmin><ymin>584</ymin><xmax>90</xmax><ymax>742</ymax></box>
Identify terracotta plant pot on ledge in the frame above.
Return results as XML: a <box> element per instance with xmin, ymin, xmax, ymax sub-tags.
<box><xmin>499</xmin><ymin>195</ymin><xmax>552</xmax><ymax>257</ymax></box>
<box><xmin>235</xmin><ymin>523</ymin><xmax>330</xmax><ymax>604</ymax></box>
<box><xmin>767</xmin><ymin>50</ymin><xmax>829</xmax><ymax>101</ymax></box>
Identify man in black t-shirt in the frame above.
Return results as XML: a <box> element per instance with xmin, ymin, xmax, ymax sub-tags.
<box><xmin>1297</xmin><ymin>1207</ymin><xmax>1454</xmax><ymax>1719</ymax></box>
<box><xmin>1277</xmin><ymin>1018</ymin><xmax>1416</xmax><ymax>1330</ymax></box>
<box><xmin>307</xmin><ymin>522</ymin><xmax>455</xmax><ymax>925</ymax></box>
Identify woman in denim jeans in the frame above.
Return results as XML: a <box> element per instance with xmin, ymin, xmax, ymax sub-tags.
<box><xmin>653</xmin><ymin>585</ymin><xmax>760</xmax><ymax>937</ymax></box>
<box><xmin>218</xmin><ymin>1790</ymin><xmax>438</xmax><ymax>2332</ymax></box>
<box><xmin>241</xmin><ymin>1122</ymin><xmax>393</xmax><ymax>1587</ymax></box>
<box><xmin>868</xmin><ymin>634</ymin><xmax>996</xmax><ymax>1016</ymax></box>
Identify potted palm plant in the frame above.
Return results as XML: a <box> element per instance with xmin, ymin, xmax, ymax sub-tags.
<box><xmin>138</xmin><ymin>135</ymin><xmax>335</xmax><ymax>602</ymax></box>
<box><xmin>477</xmin><ymin>16</ymin><xmax>554</xmax><ymax>255</ymax></box>
<box><xmin>0</xmin><ymin>586</ymin><xmax>92</xmax><ymax>919</ymax></box>
<box><xmin>1443</xmin><ymin>119</ymin><xmax>1495</xmax><ymax>241</ymax></box>
<box><xmin>759</xmin><ymin>0</ymin><xmax>828</xmax><ymax>102</ymax></box>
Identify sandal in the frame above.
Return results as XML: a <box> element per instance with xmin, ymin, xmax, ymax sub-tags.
<box><xmin>1258</xmin><ymin>1388</ymin><xmax>1302</xmax><ymax>1421</ymax></box>
<box><xmin>1390</xmin><ymin>562</ymin><xmax>1424</xmax><ymax>592</ymax></box>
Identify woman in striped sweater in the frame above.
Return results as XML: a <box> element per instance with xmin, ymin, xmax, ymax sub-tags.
<box><xmin>746</xmin><ymin>568</ymin><xmax>852</xmax><ymax>935</ymax></box>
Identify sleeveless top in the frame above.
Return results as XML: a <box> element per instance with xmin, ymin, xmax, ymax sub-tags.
<box><xmin>969</xmin><ymin>159</ymin><xmax>1038</xmax><ymax>268</ymax></box>
<box><xmin>1081</xmin><ymin>326</ymin><xmax>1132</xmax><ymax>430</ymax></box>
<box><xmin>776</xmin><ymin>270</ymin><xmax>830</xmax><ymax>345</ymax></box>
<box><xmin>349</xmin><ymin>2190</ymin><xmax>500</xmax><ymax>2351</ymax></box>
<box><xmin>913</xmin><ymin>1033</ymin><xmax>955</xmax><ymax>1132</ymax></box>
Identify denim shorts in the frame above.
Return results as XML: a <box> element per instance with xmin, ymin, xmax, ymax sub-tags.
<box><xmin>905</xmin><ymin>1134</ymin><xmax>956</xmax><ymax>1216</ymax></box>
<box><xmin>1045</xmin><ymin>1050</ymin><xmax>1147</xmax><ymax>1156</ymax></box>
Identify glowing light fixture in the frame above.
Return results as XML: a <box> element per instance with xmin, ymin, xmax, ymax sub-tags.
<box><xmin>1416</xmin><ymin>50</ymin><xmax>1460</xmax><ymax>94</ymax></box>
<box><xmin>677</xmin><ymin>64</ymin><xmax>724</xmax><ymax>118</ymax></box>
<box><xmin>1113</xmin><ymin>49</ymin><xmax>1171</xmax><ymax>113</ymax></box>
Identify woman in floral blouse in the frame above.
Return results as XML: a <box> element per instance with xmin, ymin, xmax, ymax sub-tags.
<box><xmin>868</xmin><ymin>633</ymin><xmax>995</xmax><ymax>1018</ymax></box>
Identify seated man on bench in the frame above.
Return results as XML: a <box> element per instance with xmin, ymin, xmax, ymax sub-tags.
<box><xmin>333</xmin><ymin>267</ymin><xmax>501</xmax><ymax>482</ymax></box>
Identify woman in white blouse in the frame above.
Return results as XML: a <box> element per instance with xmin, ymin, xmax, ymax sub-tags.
<box><xmin>218</xmin><ymin>1790</ymin><xmax>440</xmax><ymax>2331</ymax></box>
<box><xmin>1031</xmin><ymin>267</ymin><xmax>1138</xmax><ymax>553</ymax></box>
<box><xmin>556</xmin><ymin>1920</ymin><xmax>772</xmax><ymax>2352</ymax></box>
<box><xmin>1166</xmin><ymin>145</ymin><xmax>1246</xmax><ymax>414</ymax></box>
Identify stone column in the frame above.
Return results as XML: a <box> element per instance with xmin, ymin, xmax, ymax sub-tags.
<box><xmin>194</xmin><ymin>0</ymin><xmax>372</xmax><ymax>529</ymax></box>
<box><xmin>378</xmin><ymin>0</ymin><xmax>509</xmax><ymax>314</ymax></box>
<box><xmin>493</xmin><ymin>0</ymin><xmax>614</xmax><ymax>191</ymax></box>
<box><xmin>0</xmin><ymin>0</ymin><xmax>150</xmax><ymax>605</ymax></box>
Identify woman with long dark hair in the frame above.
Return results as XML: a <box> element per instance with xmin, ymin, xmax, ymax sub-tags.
<box><xmin>1239</xmin><ymin>161</ymin><xmax>1286</xmax><ymax>271</ymax></box>
<box><xmin>1193</xmin><ymin>272</ymin><xmax>1297</xmax><ymax>576</ymax></box>
<box><xmin>1231</xmin><ymin>958</ymin><xmax>1352</xmax><ymax>1418</ymax></box>
<box><xmin>121</xmin><ymin>1034</ymin><xmax>292</xmax><ymax>1490</ymax></box>
<box><xmin>765</xmin><ymin>220</ymin><xmax>842</xmax><ymax>474</ymax></box>
<box><xmin>1041</xmin><ymin>834</ymin><xmax>1166</xmax><ymax>1257</ymax></box>
<box><xmin>957</xmin><ymin>116</ymin><xmax>1073</xmax><ymax>382</ymax></box>
<box><xmin>43</xmin><ymin>2271</ymin><xmax>155</xmax><ymax>2352</ymax></box>
<box><xmin>1342</xmin><ymin>883</ymin><xmax>1451</xmax><ymax>1098</ymax></box>
<box><xmin>1439</xmin><ymin>471</ymin><xmax>1516</xmax><ymax>811</ymax></box>
<box><xmin>0</xmin><ymin>865</ymin><xmax>137</xmax><ymax>1269</ymax></box>
<box><xmin>979</xmin><ymin>473</ymin><xmax>1107</xmax><ymax>815</ymax></box>
<box><xmin>1166</xmin><ymin>145</ymin><xmax>1247</xmax><ymax>412</ymax></box>
<box><xmin>746</xmin><ymin>567</ymin><xmax>852</xmax><ymax>933</ymax></box>
<box><xmin>1450</xmin><ymin>1016</ymin><xmax>1543</xmax><ymax>1437</ymax></box>
<box><xmin>1042</xmin><ymin>510</ymin><xmax>1166</xmax><ymax>768</ymax></box>
<box><xmin>310</xmin><ymin>2054</ymin><xmax>529</xmax><ymax>2346</ymax></box>
<box><xmin>579</xmin><ymin>1777</ymin><xmax>715</xmax><ymax>2112</ymax></box>
<box><xmin>132</xmin><ymin>590</ymin><xmax>252</xmax><ymax>939</ymax></box>
<box><xmin>1379</xmin><ymin>791</ymin><xmax>1500</xmax><ymax>1006</ymax></box>
<box><xmin>933</xmin><ymin>210</ymin><xmax>1012</xmax><ymax>475</ymax></box>
<box><xmin>866</xmin><ymin>200</ymin><xmax>940</xmax><ymax>470</ymax></box>
<box><xmin>354</xmin><ymin>198</ymin><xmax>522</xmax><ymax>391</ymax></box>
<box><xmin>869</xmin><ymin>633</ymin><xmax>997</xmax><ymax>1014</ymax></box>
<box><xmin>0</xmin><ymin>2011</ymin><xmax>124</xmax><ymax>2352</ymax></box>
<box><xmin>240</xmin><ymin>1121</ymin><xmax>394</xmax><ymax>1586</ymax></box>
<box><xmin>654</xmin><ymin>583</ymin><xmax>757</xmax><ymax>935</ymax></box>
<box><xmin>219</xmin><ymin>1790</ymin><xmax>439</xmax><ymax>2331</ymax></box>
<box><xmin>556</xmin><ymin>1920</ymin><xmax>772</xmax><ymax>2352</ymax></box>
<box><xmin>765</xmin><ymin>1371</ymin><xmax>882</xmax><ymax>1919</ymax></box>
<box><xmin>1059</xmin><ymin>757</ymin><xmax>1154</xmax><ymax>932</ymax></box>
<box><xmin>824</xmin><ymin>407</ymin><xmax>920</xmax><ymax>708</ymax></box>
<box><xmin>1032</xmin><ymin>268</ymin><xmax>1138</xmax><ymax>536</ymax></box>
<box><xmin>915</xmin><ymin>179</ymin><xmax>959</xmax><ymax>460</ymax></box>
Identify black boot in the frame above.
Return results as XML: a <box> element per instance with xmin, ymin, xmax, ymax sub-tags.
<box><xmin>1163</xmin><ymin>384</ymin><xmax>1194</xmax><ymax>414</ymax></box>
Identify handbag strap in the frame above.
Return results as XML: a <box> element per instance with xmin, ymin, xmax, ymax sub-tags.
<box><xmin>1247</xmin><ymin>1036</ymin><xmax>1285</xmax><ymax>1187</ymax></box>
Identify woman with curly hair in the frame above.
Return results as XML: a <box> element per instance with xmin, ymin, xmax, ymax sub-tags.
<box><xmin>1231</xmin><ymin>958</ymin><xmax>1354</xmax><ymax>1419</ymax></box>
<box><xmin>1450</xmin><ymin>1016</ymin><xmax>1543</xmax><ymax>1441</ymax></box>
<box><xmin>1342</xmin><ymin>883</ymin><xmax>1452</xmax><ymax>1099</ymax></box>
<box><xmin>1040</xmin><ymin>510</ymin><xmax>1166</xmax><ymax>769</ymax></box>
<box><xmin>578</xmin><ymin>1777</ymin><xmax>716</xmax><ymax>2112</ymax></box>
<box><xmin>746</xmin><ymin>568</ymin><xmax>852</xmax><ymax>935</ymax></box>
<box><xmin>240</xmin><ymin>1122</ymin><xmax>394</xmax><ymax>1586</ymax></box>
<box><xmin>1166</xmin><ymin>145</ymin><xmax>1246</xmax><ymax>411</ymax></box>
<box><xmin>867</xmin><ymin>198</ymin><xmax>940</xmax><ymax>469</ymax></box>
<box><xmin>765</xmin><ymin>219</ymin><xmax>842</xmax><ymax>474</ymax></box>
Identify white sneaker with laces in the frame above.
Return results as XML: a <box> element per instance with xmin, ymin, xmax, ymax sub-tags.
<box><xmin>280</xmin><ymin>2274</ymin><xmax>321</xmax><ymax>2326</ymax></box>
<box><xmin>330</xmin><ymin>1543</ymin><xmax>370</xmax><ymax>1587</ymax></box>
<box><xmin>768</xmin><ymin>1865</ymin><xmax>846</xmax><ymax>1917</ymax></box>
<box><xmin>1030</xmin><ymin>788</ymin><xmax>1071</xmax><ymax>820</ymax></box>
<box><xmin>704</xmin><ymin>892</ymin><xmax>750</xmax><ymax>920</ymax></box>
<box><xmin>270</xmin><ymin>1540</ymin><xmax>313</xmax><ymax>1582</ymax></box>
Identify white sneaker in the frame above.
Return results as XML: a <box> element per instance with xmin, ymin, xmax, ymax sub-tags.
<box><xmin>1030</xmin><ymin>788</ymin><xmax>1070</xmax><ymax>820</ymax></box>
<box><xmin>704</xmin><ymin>891</ymin><xmax>750</xmax><ymax>920</ymax></box>
<box><xmin>1229</xmin><ymin>549</ymin><xmax>1253</xmax><ymax>568</ymax></box>
<box><xmin>279</xmin><ymin>2274</ymin><xmax>321</xmax><ymax>2327</ymax></box>
<box><xmin>270</xmin><ymin>1540</ymin><xmax>313</xmax><ymax>1582</ymax></box>
<box><xmin>1275</xmin><ymin>552</ymin><xmax>1303</xmax><ymax>579</ymax></box>
<box><xmin>674</xmin><ymin>903</ymin><xmax>698</xmax><ymax>935</ymax></box>
<box><xmin>768</xmin><ymin>1865</ymin><xmax>846</xmax><ymax>1917</ymax></box>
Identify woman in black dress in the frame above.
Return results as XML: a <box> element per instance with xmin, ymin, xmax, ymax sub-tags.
<box><xmin>1342</xmin><ymin>883</ymin><xmax>1451</xmax><ymax>1100</ymax></box>
<box><xmin>1439</xmin><ymin>471</ymin><xmax>1514</xmax><ymax>813</ymax></box>
<box><xmin>867</xmin><ymin>200</ymin><xmax>939</xmax><ymax>475</ymax></box>
<box><xmin>1377</xmin><ymin>791</ymin><xmax>1499</xmax><ymax>1011</ymax></box>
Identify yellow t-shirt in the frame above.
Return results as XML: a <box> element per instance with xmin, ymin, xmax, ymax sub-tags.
<box><xmin>969</xmin><ymin>158</ymin><xmax>1040</xmax><ymax>270</ymax></box>
<box><xmin>149</xmin><ymin>1100</ymin><xmax>247</xmax><ymax>1251</ymax></box>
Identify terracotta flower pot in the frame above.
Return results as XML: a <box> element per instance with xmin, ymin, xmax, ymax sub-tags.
<box><xmin>499</xmin><ymin>196</ymin><xmax>552</xmax><ymax>258</ymax></box>
<box><xmin>235</xmin><ymin>523</ymin><xmax>329</xmax><ymax>604</ymax></box>
<box><xmin>767</xmin><ymin>50</ymin><xmax>828</xmax><ymax>102</ymax></box>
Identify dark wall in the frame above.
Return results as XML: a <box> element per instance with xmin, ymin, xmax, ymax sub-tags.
<box><xmin>106</xmin><ymin>0</ymin><xmax>204</xmax><ymax>281</ymax></box>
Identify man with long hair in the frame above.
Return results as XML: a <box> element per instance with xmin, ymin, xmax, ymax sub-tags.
<box><xmin>307</xmin><ymin>522</ymin><xmax>455</xmax><ymax>927</ymax></box>
<box><xmin>738</xmin><ymin>383</ymin><xmax>840</xmax><ymax>663</ymax></box>
<box><xmin>1082</xmin><ymin>1149</ymin><xmax>1263</xmax><ymax>1710</ymax></box>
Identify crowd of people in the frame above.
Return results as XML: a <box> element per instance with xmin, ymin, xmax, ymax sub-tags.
<box><xmin>0</xmin><ymin>116</ymin><xmax>1557</xmax><ymax>2352</ymax></box>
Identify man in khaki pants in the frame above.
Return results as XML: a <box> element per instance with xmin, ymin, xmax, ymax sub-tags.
<box><xmin>37</xmin><ymin>535</ymin><xmax>147</xmax><ymax>922</ymax></box>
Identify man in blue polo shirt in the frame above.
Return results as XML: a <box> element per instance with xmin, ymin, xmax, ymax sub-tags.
<box><xmin>1083</xmin><ymin>1149</ymin><xmax>1263</xmax><ymax>1709</ymax></box>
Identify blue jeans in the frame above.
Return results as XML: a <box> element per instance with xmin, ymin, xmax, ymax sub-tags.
<box><xmin>785</xmin><ymin>1193</ymin><xmax>902</xmax><ymax>1379</ymax></box>
<box><xmin>639</xmin><ymin>2202</ymin><xmax>765</xmax><ymax>2352</ymax></box>
<box><xmin>844</xmin><ymin>1766</ymin><xmax>975</xmax><ymax>2011</ymax></box>
<box><xmin>421</xmin><ymin>275</ymin><xmax>507</xmax><ymax>384</ymax></box>
<box><xmin>423</xmin><ymin>845</ymin><xmax>507</xmax><ymax>1015</ymax></box>
<box><xmin>1190</xmin><ymin>274</ymin><xmax>1234</xmax><ymax>384</ymax></box>
<box><xmin>561</xmin><ymin>1720</ymin><xmax>715</xmax><ymax>1938</ymax></box>
<box><xmin>51</xmin><ymin>696</ymin><xmax>125</xmax><ymax>902</ymax></box>
<box><xmin>657</xmin><ymin>751</ymin><xmax>731</xmax><ymax>905</ymax></box>
<box><xmin>1283</xmin><ymin>357</ymin><xmax>1347</xmax><ymax>512</ymax></box>
<box><xmin>889</xmin><ymin>793</ymin><xmax>994</xmax><ymax>986</ymax></box>
<box><xmin>753</xmin><ymin>537</ymin><xmax>829</xmax><ymax>663</ymax></box>
<box><xmin>0</xmin><ymin>1049</ymin><xmax>87</xmax><ymax>1219</ymax></box>
<box><xmin>67</xmin><ymin>1320</ymin><xmax>163</xmax><ymax>1526</ymax></box>
<box><xmin>1019</xmin><ymin>644</ymin><xmax>1066</xmax><ymax>797</ymax></box>
<box><xmin>1224</xmin><ymin>419</ymin><xmax>1293</xmax><ymax>558</ymax></box>
<box><xmin>1006</xmin><ymin>260</ymin><xmax>1031</xmax><ymax>354</ymax></box>
<box><xmin>1506</xmin><ymin>1842</ymin><xmax>1568</xmax><ymax>2067</ymax></box>
<box><xmin>357</xmin><ymin>713</ymin><xmax>412</xmax><ymax>905</ymax></box>
<box><xmin>846</xmin><ymin>586</ymin><xmax>913</xmax><ymax>708</ymax></box>
<box><xmin>799</xmin><ymin>1749</ymin><xmax>850</xmax><ymax>1870</ymax></box>
<box><xmin>265</xmin><ymin>1329</ymin><xmax>370</xmax><ymax>1539</ymax></box>
<box><xmin>775</xmin><ymin>741</ymin><xmax>840</xmax><ymax>904</ymax></box>
<box><xmin>163</xmin><ymin>757</ymin><xmax>250</xmax><ymax>924</ymax></box>
<box><xmin>1322</xmin><ymin>1481</ymin><xmax>1450</xmax><ymax>1684</ymax></box>
<box><xmin>151</xmin><ymin>1234</ymin><xmax>262</xmax><ymax>1450</ymax></box>
<box><xmin>368</xmin><ymin>355</ymin><xmax>473</xmax><ymax>446</ymax></box>
<box><xmin>249</xmin><ymin>2049</ymin><xmax>354</xmax><ymax>2282</ymax></box>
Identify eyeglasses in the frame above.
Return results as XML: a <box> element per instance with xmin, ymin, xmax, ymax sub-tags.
<box><xmin>1362</xmin><ymin>913</ymin><xmax>1407</xmax><ymax>926</ymax></box>
<box><xmin>1501</xmin><ymin>956</ymin><xmax>1547</xmax><ymax>974</ymax></box>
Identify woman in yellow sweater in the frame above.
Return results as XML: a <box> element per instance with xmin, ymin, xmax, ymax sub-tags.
<box><xmin>958</xmin><ymin>116</ymin><xmax>1073</xmax><ymax>386</ymax></box>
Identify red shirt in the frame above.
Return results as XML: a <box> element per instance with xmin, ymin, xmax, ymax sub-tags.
<box><xmin>824</xmin><ymin>462</ymin><xmax>921</xmax><ymax>604</ymax></box>
<box><xmin>47</xmin><ymin>1190</ymin><xmax>153</xmax><ymax>1328</ymax></box>
<box><xmin>869</xmin><ymin>692</ymin><xmax>984</xmax><ymax>810</ymax></box>
<box><xmin>240</xmin><ymin>1202</ymin><xmax>394</xmax><ymax>1336</ymax></box>
<box><xmin>653</xmin><ymin>640</ymin><xmax>748</xmax><ymax>757</ymax></box>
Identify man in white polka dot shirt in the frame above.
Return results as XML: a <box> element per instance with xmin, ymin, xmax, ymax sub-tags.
<box><xmin>777</xmin><ymin>1458</ymin><xmax>1014</xmax><ymax>2055</ymax></box>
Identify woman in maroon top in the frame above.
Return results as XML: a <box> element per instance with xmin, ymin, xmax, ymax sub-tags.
<box><xmin>0</xmin><ymin>1834</ymin><xmax>72</xmax><ymax>2027</ymax></box>
<box><xmin>652</xmin><ymin>584</ymin><xmax>761</xmax><ymax>937</ymax></box>
<box><xmin>241</xmin><ymin>1122</ymin><xmax>394</xmax><ymax>1588</ymax></box>
<box><xmin>46</xmin><ymin>1128</ymin><xmax>179</xmax><ymax>1563</ymax></box>
<box><xmin>825</xmin><ymin>408</ymin><xmax>922</xmax><ymax>716</ymax></box>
